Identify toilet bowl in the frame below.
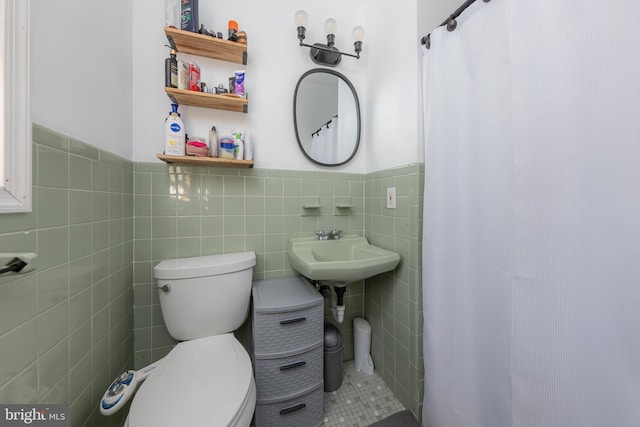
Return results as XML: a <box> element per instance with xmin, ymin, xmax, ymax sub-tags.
<box><xmin>125</xmin><ymin>334</ymin><xmax>256</xmax><ymax>427</ymax></box>
<box><xmin>102</xmin><ymin>252</ymin><xmax>257</xmax><ymax>427</ymax></box>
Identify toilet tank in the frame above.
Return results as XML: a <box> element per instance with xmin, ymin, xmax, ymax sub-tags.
<box><xmin>153</xmin><ymin>252</ymin><xmax>256</xmax><ymax>341</ymax></box>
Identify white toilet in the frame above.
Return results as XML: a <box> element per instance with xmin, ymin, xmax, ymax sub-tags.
<box><xmin>125</xmin><ymin>252</ymin><xmax>257</xmax><ymax>427</ymax></box>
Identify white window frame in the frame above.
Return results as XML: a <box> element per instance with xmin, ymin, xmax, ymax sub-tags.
<box><xmin>0</xmin><ymin>0</ymin><xmax>31</xmax><ymax>213</ymax></box>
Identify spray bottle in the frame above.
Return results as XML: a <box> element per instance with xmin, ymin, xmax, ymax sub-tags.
<box><xmin>164</xmin><ymin>104</ymin><xmax>185</xmax><ymax>155</ymax></box>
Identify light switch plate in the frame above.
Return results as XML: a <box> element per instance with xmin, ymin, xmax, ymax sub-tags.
<box><xmin>386</xmin><ymin>187</ymin><xmax>396</xmax><ymax>209</ymax></box>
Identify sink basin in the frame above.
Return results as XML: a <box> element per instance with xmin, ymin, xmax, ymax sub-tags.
<box><xmin>287</xmin><ymin>235</ymin><xmax>401</xmax><ymax>282</ymax></box>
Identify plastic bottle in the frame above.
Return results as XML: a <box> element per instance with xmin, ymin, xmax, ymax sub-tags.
<box><xmin>164</xmin><ymin>0</ymin><xmax>180</xmax><ymax>28</ymax></box>
<box><xmin>209</xmin><ymin>126</ymin><xmax>219</xmax><ymax>157</ymax></box>
<box><xmin>228</xmin><ymin>20</ymin><xmax>238</xmax><ymax>41</ymax></box>
<box><xmin>234</xmin><ymin>70</ymin><xmax>245</xmax><ymax>98</ymax></box>
<box><xmin>233</xmin><ymin>131</ymin><xmax>244</xmax><ymax>160</ymax></box>
<box><xmin>165</xmin><ymin>48</ymin><xmax>178</xmax><ymax>88</ymax></box>
<box><xmin>177</xmin><ymin>59</ymin><xmax>189</xmax><ymax>89</ymax></box>
<box><xmin>164</xmin><ymin>104</ymin><xmax>185</xmax><ymax>155</ymax></box>
<box><xmin>244</xmin><ymin>131</ymin><xmax>254</xmax><ymax>160</ymax></box>
<box><xmin>219</xmin><ymin>136</ymin><xmax>235</xmax><ymax>159</ymax></box>
<box><xmin>181</xmin><ymin>0</ymin><xmax>199</xmax><ymax>32</ymax></box>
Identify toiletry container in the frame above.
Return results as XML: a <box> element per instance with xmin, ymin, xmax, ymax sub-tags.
<box><xmin>228</xmin><ymin>20</ymin><xmax>239</xmax><ymax>41</ymax></box>
<box><xmin>180</xmin><ymin>0</ymin><xmax>199</xmax><ymax>32</ymax></box>
<box><xmin>164</xmin><ymin>104</ymin><xmax>185</xmax><ymax>156</ymax></box>
<box><xmin>234</xmin><ymin>131</ymin><xmax>244</xmax><ymax>160</ymax></box>
<box><xmin>244</xmin><ymin>131</ymin><xmax>254</xmax><ymax>160</ymax></box>
<box><xmin>164</xmin><ymin>0</ymin><xmax>180</xmax><ymax>28</ymax></box>
<box><xmin>219</xmin><ymin>135</ymin><xmax>235</xmax><ymax>159</ymax></box>
<box><xmin>209</xmin><ymin>126</ymin><xmax>219</xmax><ymax>157</ymax></box>
<box><xmin>235</xmin><ymin>70</ymin><xmax>245</xmax><ymax>98</ymax></box>
<box><xmin>165</xmin><ymin>48</ymin><xmax>178</xmax><ymax>88</ymax></box>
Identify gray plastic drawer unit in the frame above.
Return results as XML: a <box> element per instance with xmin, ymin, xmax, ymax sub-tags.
<box><xmin>254</xmin><ymin>384</ymin><xmax>324</xmax><ymax>427</ymax></box>
<box><xmin>253</xmin><ymin>346</ymin><xmax>323</xmax><ymax>398</ymax></box>
<box><xmin>252</xmin><ymin>276</ymin><xmax>324</xmax><ymax>427</ymax></box>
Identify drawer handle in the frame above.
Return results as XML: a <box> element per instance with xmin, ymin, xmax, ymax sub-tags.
<box><xmin>280</xmin><ymin>361</ymin><xmax>306</xmax><ymax>370</ymax></box>
<box><xmin>280</xmin><ymin>403</ymin><xmax>306</xmax><ymax>415</ymax></box>
<box><xmin>280</xmin><ymin>317</ymin><xmax>306</xmax><ymax>325</ymax></box>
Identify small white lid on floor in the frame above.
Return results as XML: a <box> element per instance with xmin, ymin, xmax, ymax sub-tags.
<box><xmin>127</xmin><ymin>334</ymin><xmax>254</xmax><ymax>427</ymax></box>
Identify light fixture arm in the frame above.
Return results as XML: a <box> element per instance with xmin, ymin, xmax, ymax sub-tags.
<box><xmin>298</xmin><ymin>41</ymin><xmax>361</xmax><ymax>59</ymax></box>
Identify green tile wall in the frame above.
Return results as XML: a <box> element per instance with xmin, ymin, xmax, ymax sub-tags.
<box><xmin>132</xmin><ymin>164</ymin><xmax>366</xmax><ymax>367</ymax></box>
<box><xmin>0</xmin><ymin>124</ymin><xmax>134</xmax><ymax>427</ymax></box>
<box><xmin>364</xmin><ymin>164</ymin><xmax>425</xmax><ymax>420</ymax></box>
<box><xmin>131</xmin><ymin>161</ymin><xmax>426</xmax><ymax>421</ymax></box>
<box><xmin>2</xmin><ymin>125</ymin><xmax>425</xmax><ymax>424</ymax></box>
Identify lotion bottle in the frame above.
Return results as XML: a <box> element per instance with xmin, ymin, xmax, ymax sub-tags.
<box><xmin>164</xmin><ymin>104</ymin><xmax>185</xmax><ymax>155</ymax></box>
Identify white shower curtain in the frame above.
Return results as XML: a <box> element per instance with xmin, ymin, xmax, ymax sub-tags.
<box><xmin>421</xmin><ymin>1</ymin><xmax>640</xmax><ymax>426</ymax></box>
<box><xmin>311</xmin><ymin>116</ymin><xmax>339</xmax><ymax>164</ymax></box>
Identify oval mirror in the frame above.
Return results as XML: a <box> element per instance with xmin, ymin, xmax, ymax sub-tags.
<box><xmin>293</xmin><ymin>69</ymin><xmax>361</xmax><ymax>166</ymax></box>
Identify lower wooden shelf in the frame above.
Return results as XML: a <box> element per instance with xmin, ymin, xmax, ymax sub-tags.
<box><xmin>157</xmin><ymin>154</ymin><xmax>254</xmax><ymax>168</ymax></box>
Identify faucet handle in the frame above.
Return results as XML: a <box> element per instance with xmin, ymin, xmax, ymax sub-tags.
<box><xmin>328</xmin><ymin>229</ymin><xmax>343</xmax><ymax>239</ymax></box>
<box><xmin>315</xmin><ymin>230</ymin><xmax>326</xmax><ymax>239</ymax></box>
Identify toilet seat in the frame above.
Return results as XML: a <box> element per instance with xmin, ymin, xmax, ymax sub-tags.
<box><xmin>126</xmin><ymin>334</ymin><xmax>255</xmax><ymax>427</ymax></box>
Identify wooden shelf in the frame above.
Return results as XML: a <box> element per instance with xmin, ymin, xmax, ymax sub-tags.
<box><xmin>165</xmin><ymin>88</ymin><xmax>248</xmax><ymax>113</ymax></box>
<box><xmin>157</xmin><ymin>154</ymin><xmax>254</xmax><ymax>168</ymax></box>
<box><xmin>160</xmin><ymin>28</ymin><xmax>251</xmax><ymax>167</ymax></box>
<box><xmin>164</xmin><ymin>27</ymin><xmax>247</xmax><ymax>65</ymax></box>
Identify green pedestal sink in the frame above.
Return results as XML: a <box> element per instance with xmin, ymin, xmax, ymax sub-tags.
<box><xmin>287</xmin><ymin>234</ymin><xmax>401</xmax><ymax>282</ymax></box>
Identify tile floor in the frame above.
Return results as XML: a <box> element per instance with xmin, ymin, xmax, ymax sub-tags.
<box><xmin>323</xmin><ymin>361</ymin><xmax>406</xmax><ymax>426</ymax></box>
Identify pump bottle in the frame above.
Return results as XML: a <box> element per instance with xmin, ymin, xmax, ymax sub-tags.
<box><xmin>164</xmin><ymin>104</ymin><xmax>185</xmax><ymax>155</ymax></box>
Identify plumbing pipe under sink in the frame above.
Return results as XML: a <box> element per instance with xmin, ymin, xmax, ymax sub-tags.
<box><xmin>318</xmin><ymin>282</ymin><xmax>346</xmax><ymax>323</ymax></box>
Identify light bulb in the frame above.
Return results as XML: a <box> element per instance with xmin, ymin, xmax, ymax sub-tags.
<box><xmin>294</xmin><ymin>10</ymin><xmax>308</xmax><ymax>27</ymax></box>
<box><xmin>324</xmin><ymin>18</ymin><xmax>337</xmax><ymax>35</ymax></box>
<box><xmin>352</xmin><ymin>26</ymin><xmax>365</xmax><ymax>42</ymax></box>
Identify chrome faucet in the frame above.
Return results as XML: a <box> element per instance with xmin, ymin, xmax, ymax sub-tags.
<box><xmin>315</xmin><ymin>230</ymin><xmax>328</xmax><ymax>240</ymax></box>
<box><xmin>327</xmin><ymin>229</ymin><xmax>343</xmax><ymax>240</ymax></box>
<box><xmin>315</xmin><ymin>230</ymin><xmax>343</xmax><ymax>240</ymax></box>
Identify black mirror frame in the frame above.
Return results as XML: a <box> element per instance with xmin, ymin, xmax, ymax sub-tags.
<box><xmin>293</xmin><ymin>68</ymin><xmax>361</xmax><ymax>167</ymax></box>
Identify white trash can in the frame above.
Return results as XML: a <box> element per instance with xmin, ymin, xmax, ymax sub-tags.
<box><xmin>353</xmin><ymin>317</ymin><xmax>374</xmax><ymax>375</ymax></box>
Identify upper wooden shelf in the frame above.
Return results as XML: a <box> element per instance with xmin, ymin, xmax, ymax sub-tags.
<box><xmin>164</xmin><ymin>27</ymin><xmax>247</xmax><ymax>65</ymax></box>
<box><xmin>165</xmin><ymin>88</ymin><xmax>248</xmax><ymax>113</ymax></box>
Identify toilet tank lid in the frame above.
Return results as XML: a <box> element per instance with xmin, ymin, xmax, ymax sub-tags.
<box><xmin>154</xmin><ymin>252</ymin><xmax>256</xmax><ymax>280</ymax></box>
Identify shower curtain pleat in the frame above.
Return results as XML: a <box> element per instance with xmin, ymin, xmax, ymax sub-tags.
<box><xmin>421</xmin><ymin>1</ymin><xmax>640</xmax><ymax>426</ymax></box>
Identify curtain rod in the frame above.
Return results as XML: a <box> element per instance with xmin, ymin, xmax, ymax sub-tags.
<box><xmin>420</xmin><ymin>0</ymin><xmax>490</xmax><ymax>47</ymax></box>
<box><xmin>312</xmin><ymin>114</ymin><xmax>338</xmax><ymax>137</ymax></box>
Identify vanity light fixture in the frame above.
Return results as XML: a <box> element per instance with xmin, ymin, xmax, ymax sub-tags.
<box><xmin>295</xmin><ymin>10</ymin><xmax>365</xmax><ymax>67</ymax></box>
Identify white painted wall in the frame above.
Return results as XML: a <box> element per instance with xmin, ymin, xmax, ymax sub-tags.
<box><xmin>364</xmin><ymin>0</ymin><xmax>420</xmax><ymax>173</ymax></box>
<box><xmin>31</xmin><ymin>0</ymin><xmax>133</xmax><ymax>159</ymax></box>
<box><xmin>132</xmin><ymin>0</ymin><xmax>367</xmax><ymax>172</ymax></box>
<box><xmin>363</xmin><ymin>0</ymin><xmax>464</xmax><ymax>172</ymax></box>
<box><xmin>30</xmin><ymin>0</ymin><xmax>463</xmax><ymax>171</ymax></box>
